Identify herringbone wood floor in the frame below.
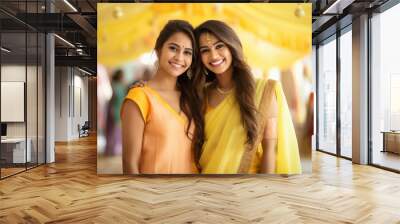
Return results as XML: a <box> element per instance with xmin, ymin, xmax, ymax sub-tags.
<box><xmin>1</xmin><ymin>135</ymin><xmax>400</xmax><ymax>223</ymax></box>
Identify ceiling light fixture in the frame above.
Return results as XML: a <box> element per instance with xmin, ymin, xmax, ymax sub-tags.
<box><xmin>323</xmin><ymin>0</ymin><xmax>342</xmax><ymax>14</ymax></box>
<box><xmin>76</xmin><ymin>48</ymin><xmax>84</xmax><ymax>55</ymax></box>
<box><xmin>54</xmin><ymin>34</ymin><xmax>75</xmax><ymax>48</ymax></box>
<box><xmin>63</xmin><ymin>0</ymin><xmax>78</xmax><ymax>12</ymax></box>
<box><xmin>78</xmin><ymin>67</ymin><xmax>93</xmax><ymax>76</ymax></box>
<box><xmin>1</xmin><ymin>47</ymin><xmax>11</xmax><ymax>53</ymax></box>
<box><xmin>322</xmin><ymin>0</ymin><xmax>354</xmax><ymax>15</ymax></box>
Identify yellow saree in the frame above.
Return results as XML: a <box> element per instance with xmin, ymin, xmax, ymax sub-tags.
<box><xmin>200</xmin><ymin>79</ymin><xmax>302</xmax><ymax>174</ymax></box>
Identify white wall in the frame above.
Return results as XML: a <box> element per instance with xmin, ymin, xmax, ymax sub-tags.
<box><xmin>1</xmin><ymin>65</ymin><xmax>31</xmax><ymax>138</ymax></box>
<box><xmin>55</xmin><ymin>67</ymin><xmax>69</xmax><ymax>141</ymax></box>
<box><xmin>54</xmin><ymin>67</ymin><xmax>89</xmax><ymax>141</ymax></box>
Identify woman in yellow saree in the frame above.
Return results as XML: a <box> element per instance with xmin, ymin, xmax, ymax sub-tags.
<box><xmin>193</xmin><ymin>20</ymin><xmax>302</xmax><ymax>174</ymax></box>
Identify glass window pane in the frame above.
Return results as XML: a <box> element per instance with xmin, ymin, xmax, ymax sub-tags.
<box><xmin>318</xmin><ymin>37</ymin><xmax>337</xmax><ymax>154</ymax></box>
<box><xmin>1</xmin><ymin>31</ymin><xmax>27</xmax><ymax>177</ymax></box>
<box><xmin>371</xmin><ymin>4</ymin><xmax>400</xmax><ymax>171</ymax></box>
<box><xmin>27</xmin><ymin>31</ymin><xmax>38</xmax><ymax>169</ymax></box>
<box><xmin>1</xmin><ymin>1</ymin><xmax>46</xmax><ymax>179</ymax></box>
<box><xmin>340</xmin><ymin>29</ymin><xmax>352</xmax><ymax>158</ymax></box>
<box><xmin>312</xmin><ymin>46</ymin><xmax>317</xmax><ymax>151</ymax></box>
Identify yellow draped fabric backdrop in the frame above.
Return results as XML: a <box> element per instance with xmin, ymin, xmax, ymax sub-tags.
<box><xmin>98</xmin><ymin>3</ymin><xmax>311</xmax><ymax>72</ymax></box>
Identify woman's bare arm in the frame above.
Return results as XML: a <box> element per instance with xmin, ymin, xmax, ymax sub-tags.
<box><xmin>121</xmin><ymin>100</ymin><xmax>145</xmax><ymax>174</ymax></box>
<box><xmin>260</xmin><ymin>91</ymin><xmax>278</xmax><ymax>174</ymax></box>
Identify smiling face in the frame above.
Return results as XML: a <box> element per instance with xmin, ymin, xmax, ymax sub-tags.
<box><xmin>157</xmin><ymin>32</ymin><xmax>193</xmax><ymax>78</ymax></box>
<box><xmin>199</xmin><ymin>32</ymin><xmax>233</xmax><ymax>76</ymax></box>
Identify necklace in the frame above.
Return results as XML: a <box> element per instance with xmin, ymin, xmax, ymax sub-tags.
<box><xmin>216</xmin><ymin>86</ymin><xmax>233</xmax><ymax>95</ymax></box>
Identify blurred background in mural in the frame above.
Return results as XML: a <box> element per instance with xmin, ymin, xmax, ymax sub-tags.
<box><xmin>97</xmin><ymin>3</ymin><xmax>313</xmax><ymax>174</ymax></box>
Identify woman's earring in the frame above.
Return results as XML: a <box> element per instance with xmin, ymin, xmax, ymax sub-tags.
<box><xmin>186</xmin><ymin>69</ymin><xmax>192</xmax><ymax>79</ymax></box>
<box><xmin>154</xmin><ymin>60</ymin><xmax>159</xmax><ymax>71</ymax></box>
<box><xmin>204</xmin><ymin>68</ymin><xmax>208</xmax><ymax>76</ymax></box>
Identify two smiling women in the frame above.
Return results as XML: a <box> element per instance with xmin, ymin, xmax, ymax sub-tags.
<box><xmin>121</xmin><ymin>20</ymin><xmax>301</xmax><ymax>175</ymax></box>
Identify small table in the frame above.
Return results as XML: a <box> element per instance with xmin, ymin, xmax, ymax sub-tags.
<box><xmin>381</xmin><ymin>131</ymin><xmax>400</xmax><ymax>154</ymax></box>
<box><xmin>1</xmin><ymin>138</ymin><xmax>31</xmax><ymax>164</ymax></box>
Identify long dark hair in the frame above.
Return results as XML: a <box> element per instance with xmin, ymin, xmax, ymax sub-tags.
<box><xmin>154</xmin><ymin>20</ymin><xmax>204</xmax><ymax>168</ymax></box>
<box><xmin>193</xmin><ymin>20</ymin><xmax>258</xmax><ymax>148</ymax></box>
